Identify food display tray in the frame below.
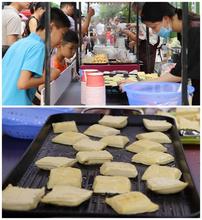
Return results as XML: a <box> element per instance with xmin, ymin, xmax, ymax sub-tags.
<box><xmin>2</xmin><ymin>113</ymin><xmax>200</xmax><ymax>217</ymax></box>
<box><xmin>104</xmin><ymin>71</ymin><xmax>137</xmax><ymax>96</ymax></box>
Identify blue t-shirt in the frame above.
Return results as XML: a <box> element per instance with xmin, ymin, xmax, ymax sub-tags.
<box><xmin>2</xmin><ymin>33</ymin><xmax>45</xmax><ymax>105</ymax></box>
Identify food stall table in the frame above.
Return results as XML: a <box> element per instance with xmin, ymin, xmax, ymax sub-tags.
<box><xmin>56</xmin><ymin>81</ymin><xmax>129</xmax><ymax>105</ymax></box>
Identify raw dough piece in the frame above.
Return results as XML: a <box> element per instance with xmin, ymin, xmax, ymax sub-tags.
<box><xmin>93</xmin><ymin>175</ymin><xmax>131</xmax><ymax>194</ymax></box>
<box><xmin>131</xmin><ymin>151</ymin><xmax>174</xmax><ymax>165</ymax></box>
<box><xmin>178</xmin><ymin>117</ymin><xmax>200</xmax><ymax>132</ymax></box>
<box><xmin>142</xmin><ymin>164</ymin><xmax>182</xmax><ymax>180</ymax></box>
<box><xmin>52</xmin><ymin>131</ymin><xmax>89</xmax><ymax>146</ymax></box>
<box><xmin>76</xmin><ymin>150</ymin><xmax>113</xmax><ymax>165</ymax></box>
<box><xmin>98</xmin><ymin>115</ymin><xmax>128</xmax><ymax>128</ymax></box>
<box><xmin>47</xmin><ymin>167</ymin><xmax>82</xmax><ymax>189</ymax></box>
<box><xmin>147</xmin><ymin>177</ymin><xmax>188</xmax><ymax>194</ymax></box>
<box><xmin>136</xmin><ymin>132</ymin><xmax>172</xmax><ymax>144</ymax></box>
<box><xmin>100</xmin><ymin>135</ymin><xmax>129</xmax><ymax>148</ymax></box>
<box><xmin>73</xmin><ymin>139</ymin><xmax>107</xmax><ymax>151</ymax></box>
<box><xmin>41</xmin><ymin>185</ymin><xmax>92</xmax><ymax>207</ymax></box>
<box><xmin>2</xmin><ymin>184</ymin><xmax>45</xmax><ymax>211</ymax></box>
<box><xmin>126</xmin><ymin>139</ymin><xmax>167</xmax><ymax>153</ymax></box>
<box><xmin>105</xmin><ymin>191</ymin><xmax>159</xmax><ymax>215</ymax></box>
<box><xmin>35</xmin><ymin>156</ymin><xmax>77</xmax><ymax>170</ymax></box>
<box><xmin>84</xmin><ymin>124</ymin><xmax>120</xmax><ymax>138</ymax></box>
<box><xmin>52</xmin><ymin>121</ymin><xmax>78</xmax><ymax>133</ymax></box>
<box><xmin>100</xmin><ymin>162</ymin><xmax>138</xmax><ymax>178</ymax></box>
<box><xmin>143</xmin><ymin>119</ymin><xmax>172</xmax><ymax>132</ymax></box>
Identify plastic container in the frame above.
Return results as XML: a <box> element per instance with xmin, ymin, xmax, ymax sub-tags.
<box><xmin>81</xmin><ymin>69</ymin><xmax>98</xmax><ymax>104</ymax></box>
<box><xmin>123</xmin><ymin>82</ymin><xmax>195</xmax><ymax>106</ymax></box>
<box><xmin>2</xmin><ymin>108</ymin><xmax>75</xmax><ymax>139</ymax></box>
<box><xmin>85</xmin><ymin>72</ymin><xmax>106</xmax><ymax>105</ymax></box>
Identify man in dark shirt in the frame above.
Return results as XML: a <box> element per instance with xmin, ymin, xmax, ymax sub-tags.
<box><xmin>170</xmin><ymin>26</ymin><xmax>200</xmax><ymax>105</ymax></box>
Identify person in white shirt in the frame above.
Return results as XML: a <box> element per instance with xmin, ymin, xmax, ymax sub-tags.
<box><xmin>2</xmin><ymin>2</ymin><xmax>30</xmax><ymax>46</ymax></box>
<box><xmin>60</xmin><ymin>2</ymin><xmax>95</xmax><ymax>35</ymax></box>
<box><xmin>60</xmin><ymin>2</ymin><xmax>76</xmax><ymax>31</ymax></box>
<box><xmin>122</xmin><ymin>2</ymin><xmax>160</xmax><ymax>72</ymax></box>
<box><xmin>95</xmin><ymin>20</ymin><xmax>105</xmax><ymax>44</ymax></box>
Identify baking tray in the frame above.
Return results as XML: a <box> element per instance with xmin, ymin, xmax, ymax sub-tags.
<box><xmin>2</xmin><ymin>113</ymin><xmax>200</xmax><ymax>217</ymax></box>
<box><xmin>104</xmin><ymin>71</ymin><xmax>137</xmax><ymax>96</ymax></box>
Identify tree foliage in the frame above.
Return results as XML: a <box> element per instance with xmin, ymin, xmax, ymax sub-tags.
<box><xmin>97</xmin><ymin>3</ymin><xmax>136</xmax><ymax>23</ymax></box>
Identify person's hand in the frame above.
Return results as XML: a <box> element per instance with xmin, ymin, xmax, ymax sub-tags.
<box><xmin>50</xmin><ymin>68</ymin><xmax>61</xmax><ymax>81</ymax></box>
<box><xmin>117</xmin><ymin>79</ymin><xmax>134</xmax><ymax>92</ymax></box>
<box><xmin>88</xmin><ymin>7</ymin><xmax>95</xmax><ymax>17</ymax></box>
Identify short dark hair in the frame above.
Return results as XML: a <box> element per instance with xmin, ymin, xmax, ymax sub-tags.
<box><xmin>132</xmin><ymin>2</ymin><xmax>145</xmax><ymax>10</ymax></box>
<box><xmin>60</xmin><ymin>2</ymin><xmax>76</xmax><ymax>9</ymax></box>
<box><xmin>29</xmin><ymin>2</ymin><xmax>46</xmax><ymax>14</ymax></box>
<box><xmin>36</xmin><ymin>7</ymin><xmax>70</xmax><ymax>31</ymax></box>
<box><xmin>62</xmin><ymin>30</ymin><xmax>79</xmax><ymax>45</ymax></box>
<box><xmin>141</xmin><ymin>3</ymin><xmax>175</xmax><ymax>22</ymax></box>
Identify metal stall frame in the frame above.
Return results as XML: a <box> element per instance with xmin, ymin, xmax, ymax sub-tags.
<box><xmin>44</xmin><ymin>2</ymin><xmax>51</xmax><ymax>105</ymax></box>
<box><xmin>136</xmin><ymin>4</ymin><xmax>139</xmax><ymax>63</ymax></box>
<box><xmin>75</xmin><ymin>2</ymin><xmax>84</xmax><ymax>72</ymax></box>
<box><xmin>181</xmin><ymin>2</ymin><xmax>189</xmax><ymax>105</ymax></box>
<box><xmin>145</xmin><ymin>27</ymin><xmax>150</xmax><ymax>73</ymax></box>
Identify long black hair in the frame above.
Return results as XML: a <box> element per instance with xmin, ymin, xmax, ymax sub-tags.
<box><xmin>29</xmin><ymin>2</ymin><xmax>46</xmax><ymax>14</ymax></box>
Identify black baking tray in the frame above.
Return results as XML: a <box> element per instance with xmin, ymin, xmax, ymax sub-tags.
<box><xmin>2</xmin><ymin>113</ymin><xmax>200</xmax><ymax>217</ymax></box>
<box><xmin>105</xmin><ymin>71</ymin><xmax>137</xmax><ymax>96</ymax></box>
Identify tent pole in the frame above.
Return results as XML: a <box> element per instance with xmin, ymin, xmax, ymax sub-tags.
<box><xmin>44</xmin><ymin>2</ymin><xmax>51</xmax><ymax>105</ymax></box>
<box><xmin>181</xmin><ymin>2</ymin><xmax>189</xmax><ymax>105</ymax></box>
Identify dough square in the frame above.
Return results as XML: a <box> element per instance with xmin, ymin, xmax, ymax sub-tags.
<box><xmin>136</xmin><ymin>132</ymin><xmax>172</xmax><ymax>144</ymax></box>
<box><xmin>47</xmin><ymin>167</ymin><xmax>82</xmax><ymax>189</ymax></box>
<box><xmin>131</xmin><ymin>151</ymin><xmax>174</xmax><ymax>165</ymax></box>
<box><xmin>98</xmin><ymin>115</ymin><xmax>128</xmax><ymax>128</ymax></box>
<box><xmin>41</xmin><ymin>185</ymin><xmax>92</xmax><ymax>207</ymax></box>
<box><xmin>84</xmin><ymin>124</ymin><xmax>120</xmax><ymax>138</ymax></box>
<box><xmin>35</xmin><ymin>156</ymin><xmax>77</xmax><ymax>170</ymax></box>
<box><xmin>143</xmin><ymin>118</ymin><xmax>172</xmax><ymax>132</ymax></box>
<box><xmin>52</xmin><ymin>131</ymin><xmax>89</xmax><ymax>146</ymax></box>
<box><xmin>126</xmin><ymin>139</ymin><xmax>167</xmax><ymax>153</ymax></box>
<box><xmin>73</xmin><ymin>139</ymin><xmax>107</xmax><ymax>151</ymax></box>
<box><xmin>105</xmin><ymin>191</ymin><xmax>159</xmax><ymax>215</ymax></box>
<box><xmin>100</xmin><ymin>135</ymin><xmax>129</xmax><ymax>148</ymax></box>
<box><xmin>147</xmin><ymin>177</ymin><xmax>188</xmax><ymax>194</ymax></box>
<box><xmin>2</xmin><ymin>184</ymin><xmax>45</xmax><ymax>211</ymax></box>
<box><xmin>76</xmin><ymin>150</ymin><xmax>113</xmax><ymax>165</ymax></box>
<box><xmin>100</xmin><ymin>162</ymin><xmax>138</xmax><ymax>178</ymax></box>
<box><xmin>142</xmin><ymin>164</ymin><xmax>182</xmax><ymax>180</ymax></box>
<box><xmin>93</xmin><ymin>175</ymin><xmax>131</xmax><ymax>194</ymax></box>
<box><xmin>52</xmin><ymin>121</ymin><xmax>78</xmax><ymax>133</ymax></box>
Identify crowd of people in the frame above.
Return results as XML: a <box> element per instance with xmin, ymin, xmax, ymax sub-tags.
<box><xmin>2</xmin><ymin>2</ymin><xmax>95</xmax><ymax>105</ymax></box>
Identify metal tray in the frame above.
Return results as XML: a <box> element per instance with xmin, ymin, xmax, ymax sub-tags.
<box><xmin>2</xmin><ymin>113</ymin><xmax>200</xmax><ymax>217</ymax></box>
<box><xmin>104</xmin><ymin>72</ymin><xmax>137</xmax><ymax>96</ymax></box>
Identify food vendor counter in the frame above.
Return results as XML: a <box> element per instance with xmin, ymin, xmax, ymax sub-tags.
<box><xmin>55</xmin><ymin>81</ymin><xmax>129</xmax><ymax>105</ymax></box>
